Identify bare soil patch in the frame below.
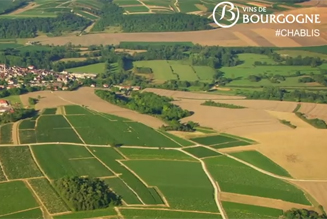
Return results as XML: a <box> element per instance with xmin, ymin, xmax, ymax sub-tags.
<box><xmin>266</xmin><ymin>111</ymin><xmax>313</xmax><ymax>129</ymax></box>
<box><xmin>174</xmin><ymin>99</ymin><xmax>289</xmax><ymax>136</ymax></box>
<box><xmin>243</xmin><ymin>129</ymin><xmax>327</xmax><ymax>179</ymax></box>
<box><xmin>220</xmin><ymin>192</ymin><xmax>313</xmax><ymax>211</ymax></box>
<box><xmin>293</xmin><ymin>181</ymin><xmax>327</xmax><ymax>211</ymax></box>
<box><xmin>232</xmin><ymin>32</ymin><xmax>259</xmax><ymax>46</ymax></box>
<box><xmin>54</xmin><ymin>88</ymin><xmax>165</xmax><ymax>128</ymax></box>
<box><xmin>20</xmin><ymin>91</ymin><xmax>68</xmax><ymax>110</ymax></box>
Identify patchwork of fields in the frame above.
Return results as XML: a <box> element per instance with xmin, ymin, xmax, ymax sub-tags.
<box><xmin>0</xmin><ymin>104</ymin><xmax>322</xmax><ymax>218</ymax></box>
<box><xmin>133</xmin><ymin>60</ymin><xmax>216</xmax><ymax>82</ymax></box>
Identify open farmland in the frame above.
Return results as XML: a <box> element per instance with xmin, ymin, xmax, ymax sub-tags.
<box><xmin>1</xmin><ymin>0</ymin><xmax>100</xmax><ymax>20</ymax></box>
<box><xmin>0</xmin><ymin>147</ymin><xmax>42</xmax><ymax>179</ymax></box>
<box><xmin>32</xmin><ymin>6</ymin><xmax>327</xmax><ymax>47</ymax></box>
<box><xmin>66</xmin><ymin>63</ymin><xmax>105</xmax><ymax>74</ymax></box>
<box><xmin>32</xmin><ymin>144</ymin><xmax>114</xmax><ymax>179</ymax></box>
<box><xmin>118</xmin><ymin>148</ymin><xmax>196</xmax><ymax>161</ymax></box>
<box><xmin>0</xmin><ymin>124</ymin><xmax>13</xmax><ymax>144</ymax></box>
<box><xmin>19</xmin><ymin>115</ymin><xmax>83</xmax><ymax>144</ymax></box>
<box><xmin>229</xmin><ymin>150</ymin><xmax>292</xmax><ymax>177</ymax></box>
<box><xmin>120</xmin><ymin>208</ymin><xmax>222</xmax><ymax>218</ymax></box>
<box><xmin>123</xmin><ymin>160</ymin><xmax>219</xmax><ymax>212</ymax></box>
<box><xmin>222</xmin><ymin>201</ymin><xmax>283</xmax><ymax>219</ymax></box>
<box><xmin>28</xmin><ymin>178</ymin><xmax>69</xmax><ymax>214</ymax></box>
<box><xmin>66</xmin><ymin>113</ymin><xmax>180</xmax><ymax>147</ymax></box>
<box><xmin>104</xmin><ymin>177</ymin><xmax>142</xmax><ymax>204</ymax></box>
<box><xmin>52</xmin><ymin>208</ymin><xmax>117</xmax><ymax>219</ymax></box>
<box><xmin>0</xmin><ymin>181</ymin><xmax>39</xmax><ymax>215</ymax></box>
<box><xmin>90</xmin><ymin>147</ymin><xmax>165</xmax><ymax>205</ymax></box>
<box><xmin>0</xmin><ymin>208</ymin><xmax>43</xmax><ymax>219</ymax></box>
<box><xmin>205</xmin><ymin>156</ymin><xmax>310</xmax><ymax>205</ymax></box>
<box><xmin>190</xmin><ymin>133</ymin><xmax>254</xmax><ymax>149</ymax></box>
<box><xmin>183</xmin><ymin>146</ymin><xmax>222</xmax><ymax>159</ymax></box>
<box><xmin>133</xmin><ymin>60</ymin><xmax>215</xmax><ymax>82</ymax></box>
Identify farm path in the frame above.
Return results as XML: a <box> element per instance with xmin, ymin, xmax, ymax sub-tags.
<box><xmin>28</xmin><ymin>145</ymin><xmax>52</xmax><ymax>182</ymax></box>
<box><xmin>24</xmin><ymin>180</ymin><xmax>51</xmax><ymax>219</ymax></box>
<box><xmin>220</xmin><ymin>192</ymin><xmax>314</xmax><ymax>211</ymax></box>
<box><xmin>179</xmin><ymin>149</ymin><xmax>227</xmax><ymax>219</ymax></box>
<box><xmin>0</xmin><ymin>158</ymin><xmax>9</xmax><ymax>181</ymax></box>
<box><xmin>137</xmin><ymin>0</ymin><xmax>151</xmax><ymax>12</ymax></box>
<box><xmin>0</xmin><ymin>207</ymin><xmax>40</xmax><ymax>218</ymax></box>
<box><xmin>174</xmin><ymin>0</ymin><xmax>180</xmax><ymax>12</ymax></box>
<box><xmin>12</xmin><ymin>121</ymin><xmax>20</xmax><ymax>145</ymax></box>
<box><xmin>63</xmin><ymin>115</ymin><xmax>86</xmax><ymax>144</ymax></box>
<box><xmin>117</xmin><ymin>206</ymin><xmax>222</xmax><ymax>215</ymax></box>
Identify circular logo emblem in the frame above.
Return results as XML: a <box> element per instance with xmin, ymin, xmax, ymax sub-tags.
<box><xmin>212</xmin><ymin>1</ymin><xmax>240</xmax><ymax>28</ymax></box>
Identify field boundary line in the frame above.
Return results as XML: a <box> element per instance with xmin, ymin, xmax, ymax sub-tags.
<box><xmin>24</xmin><ymin>180</ymin><xmax>51</xmax><ymax>219</ymax></box>
<box><xmin>68</xmin><ymin>157</ymin><xmax>95</xmax><ymax>160</ymax></box>
<box><xmin>0</xmin><ymin>207</ymin><xmax>40</xmax><ymax>218</ymax></box>
<box><xmin>114</xmin><ymin>207</ymin><xmax>123</xmax><ymax>219</ymax></box>
<box><xmin>0</xmin><ymin>157</ymin><xmax>9</xmax><ymax>181</ymax></box>
<box><xmin>28</xmin><ymin>145</ymin><xmax>52</xmax><ymax>182</ymax></box>
<box><xmin>126</xmin><ymin>158</ymin><xmax>198</xmax><ymax>163</ymax></box>
<box><xmin>49</xmin><ymin>211</ymin><xmax>72</xmax><ymax>217</ymax></box>
<box><xmin>179</xmin><ymin>149</ymin><xmax>227</xmax><ymax>219</ymax></box>
<box><xmin>113</xmin><ymin>147</ymin><xmax>129</xmax><ymax>160</ymax></box>
<box><xmin>155</xmin><ymin>130</ymin><xmax>183</xmax><ymax>147</ymax></box>
<box><xmin>89</xmin><ymin>151</ymin><xmax>146</xmax><ymax>205</ymax></box>
<box><xmin>118</xmin><ymin>206</ymin><xmax>222</xmax><ymax>215</ymax></box>
<box><xmin>62</xmin><ymin>106</ymin><xmax>66</xmax><ymax>115</ymax></box>
<box><xmin>63</xmin><ymin>115</ymin><xmax>86</xmax><ymax>144</ymax></box>
<box><xmin>116</xmin><ymin>160</ymin><xmax>168</xmax><ymax>206</ymax></box>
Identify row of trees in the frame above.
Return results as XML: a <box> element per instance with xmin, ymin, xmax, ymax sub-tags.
<box><xmin>243</xmin><ymin>87</ymin><xmax>327</xmax><ymax>103</ymax></box>
<box><xmin>0</xmin><ymin>108</ymin><xmax>36</xmax><ymax>124</ymax></box>
<box><xmin>0</xmin><ymin>13</ymin><xmax>91</xmax><ymax>38</ymax></box>
<box><xmin>95</xmin><ymin>90</ymin><xmax>192</xmax><ymax>121</ymax></box>
<box><xmin>282</xmin><ymin>208</ymin><xmax>326</xmax><ymax>219</ymax></box>
<box><xmin>54</xmin><ymin>176</ymin><xmax>121</xmax><ymax>211</ymax></box>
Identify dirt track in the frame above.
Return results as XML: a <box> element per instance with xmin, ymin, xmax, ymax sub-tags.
<box><xmin>220</xmin><ymin>192</ymin><xmax>314</xmax><ymax>211</ymax></box>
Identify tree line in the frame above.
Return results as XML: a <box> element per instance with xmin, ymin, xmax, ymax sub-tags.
<box><xmin>0</xmin><ymin>108</ymin><xmax>36</xmax><ymax>124</ymax></box>
<box><xmin>94</xmin><ymin>90</ymin><xmax>199</xmax><ymax>131</ymax></box>
<box><xmin>243</xmin><ymin>86</ymin><xmax>327</xmax><ymax>103</ymax></box>
<box><xmin>54</xmin><ymin>176</ymin><xmax>121</xmax><ymax>211</ymax></box>
<box><xmin>0</xmin><ymin>13</ymin><xmax>91</xmax><ymax>38</ymax></box>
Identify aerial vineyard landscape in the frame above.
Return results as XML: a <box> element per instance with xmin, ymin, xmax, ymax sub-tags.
<box><xmin>0</xmin><ymin>0</ymin><xmax>327</xmax><ymax>218</ymax></box>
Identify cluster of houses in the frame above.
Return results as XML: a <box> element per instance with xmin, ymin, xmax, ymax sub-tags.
<box><xmin>0</xmin><ymin>64</ymin><xmax>142</xmax><ymax>92</ymax></box>
<box><xmin>0</xmin><ymin>99</ymin><xmax>13</xmax><ymax>114</ymax></box>
<box><xmin>0</xmin><ymin>64</ymin><xmax>97</xmax><ymax>91</ymax></box>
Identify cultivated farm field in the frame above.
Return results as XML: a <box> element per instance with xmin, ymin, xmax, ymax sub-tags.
<box><xmin>0</xmin><ymin>100</ymin><xmax>325</xmax><ymax>217</ymax></box>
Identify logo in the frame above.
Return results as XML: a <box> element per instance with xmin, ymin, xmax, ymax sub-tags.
<box><xmin>212</xmin><ymin>1</ymin><xmax>240</xmax><ymax>28</ymax></box>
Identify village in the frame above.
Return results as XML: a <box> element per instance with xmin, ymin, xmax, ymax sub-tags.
<box><xmin>0</xmin><ymin>64</ymin><xmax>97</xmax><ymax>91</ymax></box>
<box><xmin>0</xmin><ymin>64</ymin><xmax>142</xmax><ymax>92</ymax></box>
